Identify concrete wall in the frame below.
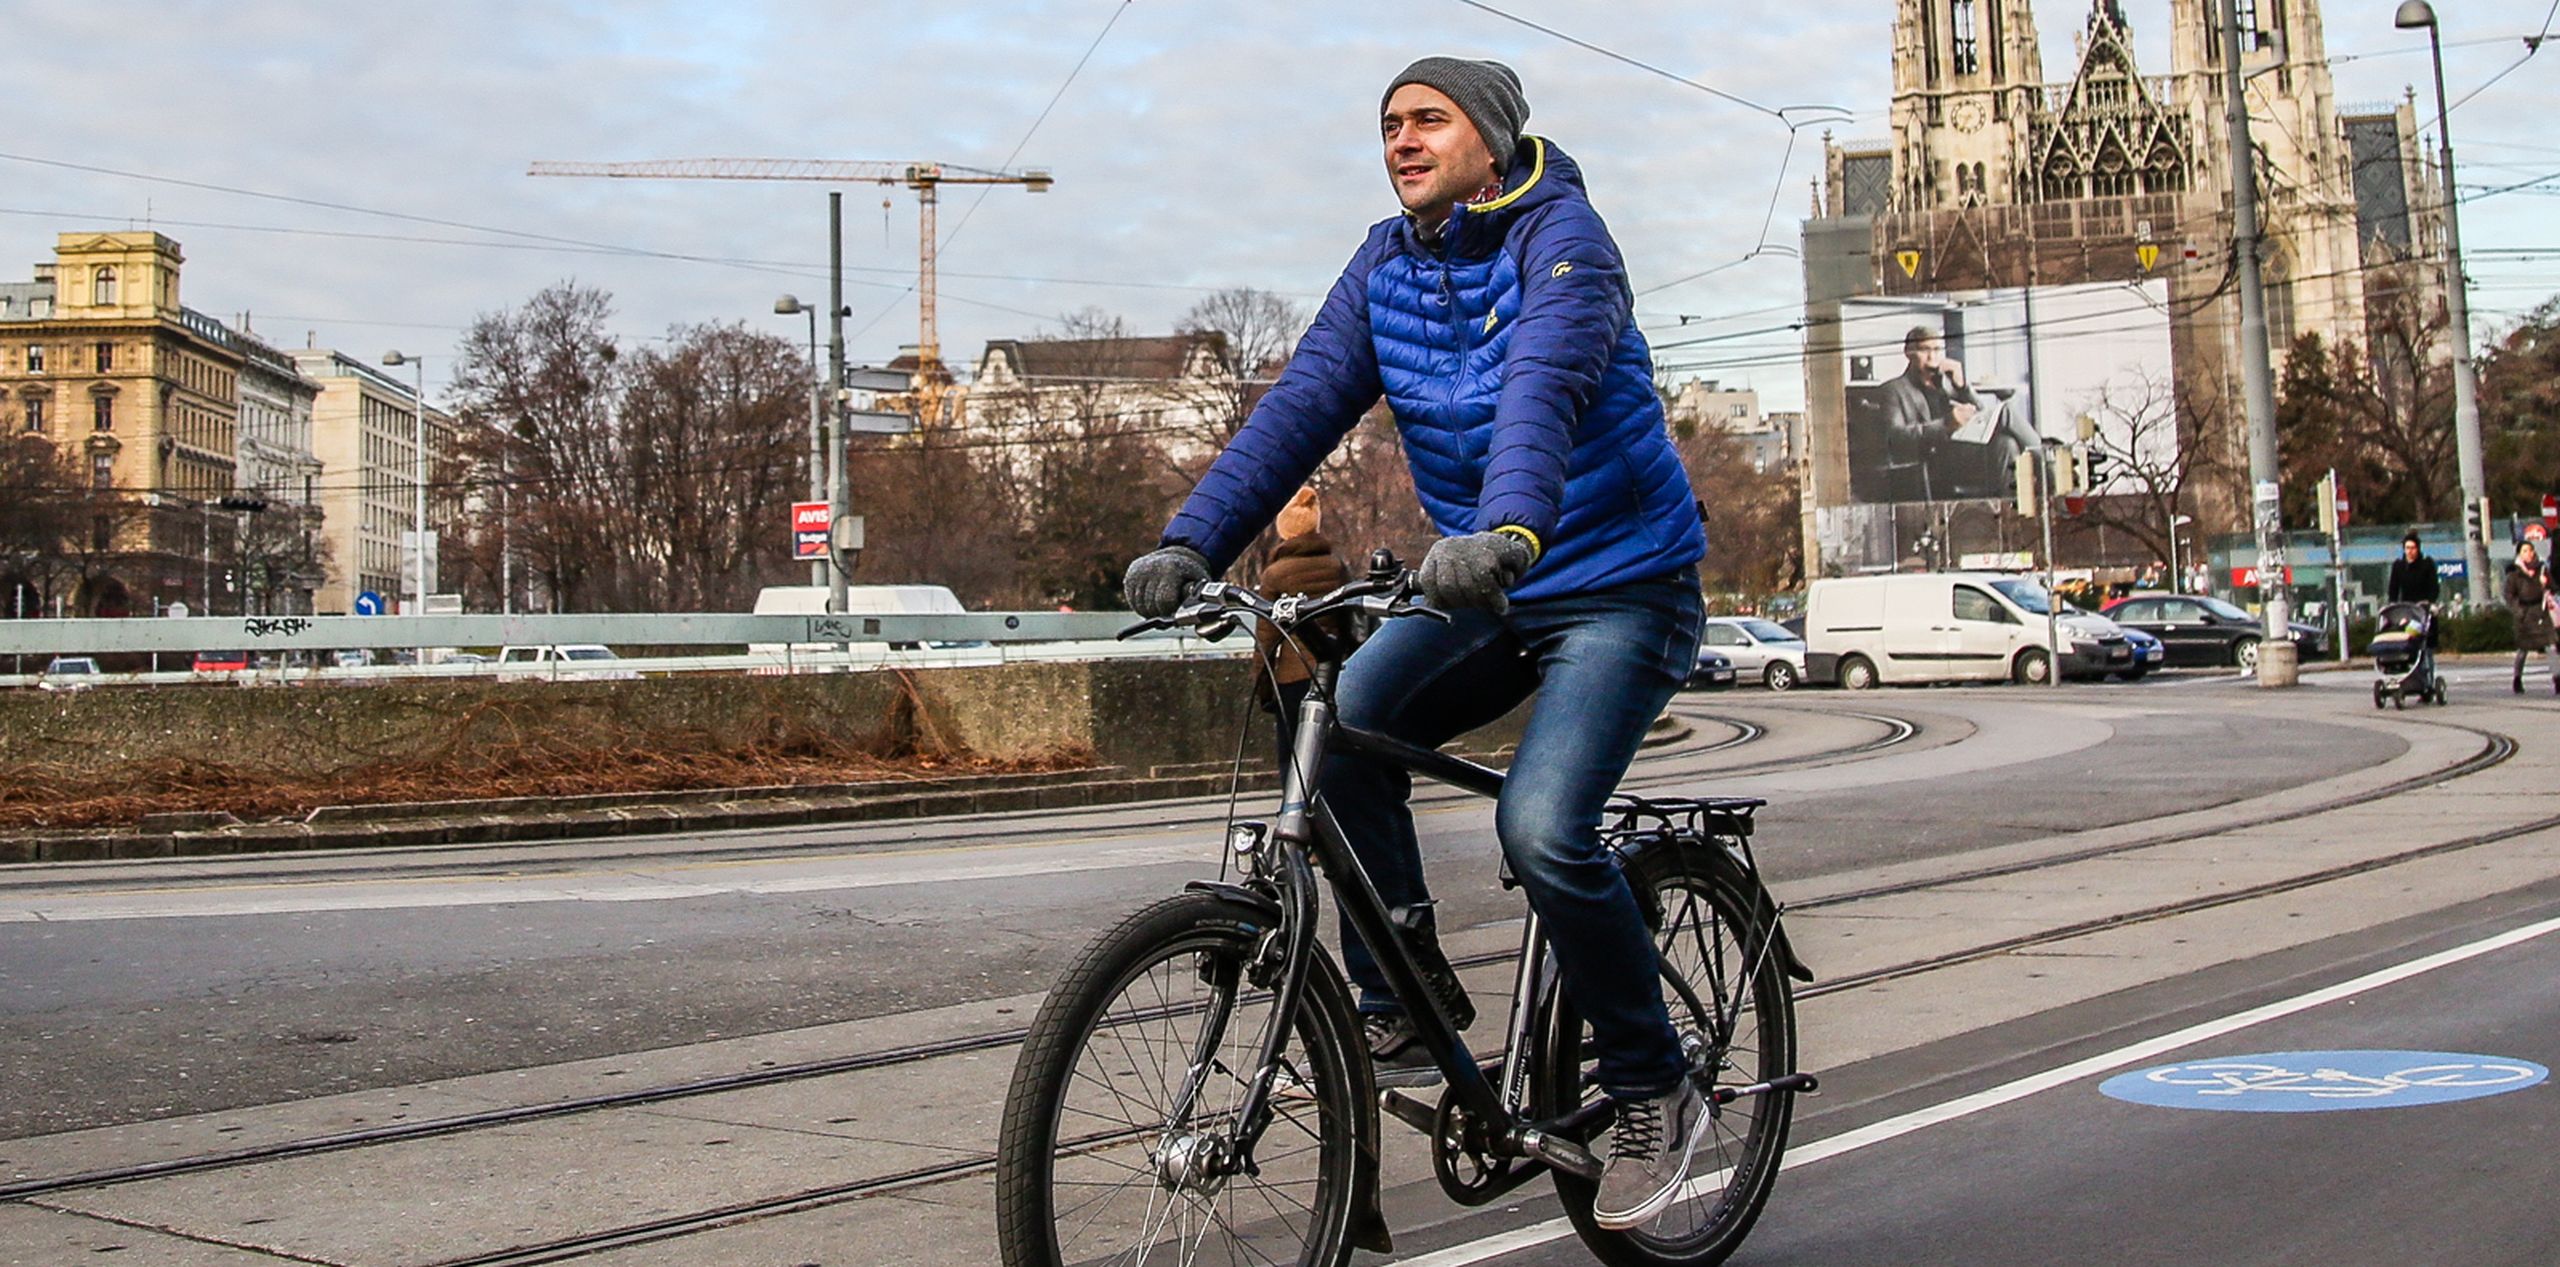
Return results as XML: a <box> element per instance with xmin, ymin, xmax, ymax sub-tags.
<box><xmin>0</xmin><ymin>660</ymin><xmax>1526</xmax><ymax>782</ymax></box>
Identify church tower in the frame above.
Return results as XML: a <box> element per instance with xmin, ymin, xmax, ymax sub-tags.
<box><xmin>1889</xmin><ymin>0</ymin><xmax>2046</xmax><ymax>211</ymax></box>
<box><xmin>2168</xmin><ymin>0</ymin><xmax>2367</xmax><ymax>353</ymax></box>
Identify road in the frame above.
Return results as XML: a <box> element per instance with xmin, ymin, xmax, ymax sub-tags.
<box><xmin>1</xmin><ymin>663</ymin><xmax>2553</xmax><ymax>1265</ymax></box>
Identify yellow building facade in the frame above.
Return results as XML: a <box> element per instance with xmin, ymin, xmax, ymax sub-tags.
<box><xmin>0</xmin><ymin>232</ymin><xmax>249</xmax><ymax>616</ymax></box>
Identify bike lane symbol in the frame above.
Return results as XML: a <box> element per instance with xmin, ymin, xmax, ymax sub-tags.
<box><xmin>2100</xmin><ymin>1051</ymin><xmax>2548</xmax><ymax>1113</ymax></box>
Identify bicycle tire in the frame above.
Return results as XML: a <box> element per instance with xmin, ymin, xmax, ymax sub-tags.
<box><xmin>996</xmin><ymin>891</ymin><xmax>1366</xmax><ymax>1267</ymax></box>
<box><xmin>1539</xmin><ymin>838</ymin><xmax>1799</xmax><ymax>1267</ymax></box>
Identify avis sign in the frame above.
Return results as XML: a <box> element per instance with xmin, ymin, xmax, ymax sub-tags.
<box><xmin>792</xmin><ymin>502</ymin><xmax>831</xmax><ymax>561</ymax></box>
<box><xmin>2229</xmin><ymin>564</ymin><xmax>2295</xmax><ymax>588</ymax></box>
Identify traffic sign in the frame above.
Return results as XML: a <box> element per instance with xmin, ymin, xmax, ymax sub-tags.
<box><xmin>354</xmin><ymin>590</ymin><xmax>385</xmax><ymax>616</ymax></box>
<box><xmin>2100</xmin><ymin>1050</ymin><xmax>2547</xmax><ymax>1113</ymax></box>
<box><xmin>2542</xmin><ymin>493</ymin><xmax>2557</xmax><ymax>535</ymax></box>
<box><xmin>1894</xmin><ymin>248</ymin><xmax>1921</xmax><ymax>279</ymax></box>
<box><xmin>792</xmin><ymin>502</ymin><xmax>830</xmax><ymax>561</ymax></box>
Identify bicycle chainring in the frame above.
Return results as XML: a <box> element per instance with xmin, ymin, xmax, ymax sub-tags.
<box><xmin>1429</xmin><ymin>1091</ymin><xmax>1518</xmax><ymax>1205</ymax></box>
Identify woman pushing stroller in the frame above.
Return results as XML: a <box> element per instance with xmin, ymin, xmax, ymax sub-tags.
<box><xmin>2504</xmin><ymin>539</ymin><xmax>2559</xmax><ymax>695</ymax></box>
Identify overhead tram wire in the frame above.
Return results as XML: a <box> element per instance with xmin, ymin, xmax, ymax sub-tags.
<box><xmin>0</xmin><ymin>203</ymin><xmax>1318</xmax><ymax>300</ymax></box>
<box><xmin>1445</xmin><ymin>0</ymin><xmax>1849</xmax><ymax>302</ymax></box>
<box><xmin>935</xmin><ymin>0</ymin><xmax>1132</xmax><ymax>260</ymax></box>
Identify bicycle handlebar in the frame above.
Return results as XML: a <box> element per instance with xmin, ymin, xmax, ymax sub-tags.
<box><xmin>1117</xmin><ymin>549</ymin><xmax>1449</xmax><ymax>641</ymax></box>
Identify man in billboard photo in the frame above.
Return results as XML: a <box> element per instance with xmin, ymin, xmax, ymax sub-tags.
<box><xmin>1876</xmin><ymin>326</ymin><xmax>2043</xmax><ymax>500</ymax></box>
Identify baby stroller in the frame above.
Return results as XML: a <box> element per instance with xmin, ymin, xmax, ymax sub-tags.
<box><xmin>2369</xmin><ymin>601</ymin><xmax>2445</xmax><ymax>709</ymax></box>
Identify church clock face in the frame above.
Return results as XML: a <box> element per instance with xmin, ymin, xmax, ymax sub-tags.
<box><xmin>1950</xmin><ymin>97</ymin><xmax>1989</xmax><ymax>133</ymax></box>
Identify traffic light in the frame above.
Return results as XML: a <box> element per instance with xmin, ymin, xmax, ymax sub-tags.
<box><xmin>2463</xmin><ymin>497</ymin><xmax>2489</xmax><ymax>545</ymax></box>
<box><xmin>2317</xmin><ymin>474</ymin><xmax>2339</xmax><ymax>536</ymax></box>
<box><xmin>2083</xmin><ymin>446</ymin><xmax>2113</xmax><ymax>490</ymax></box>
<box><xmin>2051</xmin><ymin>447</ymin><xmax>2081</xmax><ymax>497</ymax></box>
<box><xmin>2014</xmin><ymin>449</ymin><xmax>2039</xmax><ymax>517</ymax></box>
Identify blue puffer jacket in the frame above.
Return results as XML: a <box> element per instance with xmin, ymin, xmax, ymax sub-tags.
<box><xmin>1162</xmin><ymin>136</ymin><xmax>1704</xmax><ymax>603</ymax></box>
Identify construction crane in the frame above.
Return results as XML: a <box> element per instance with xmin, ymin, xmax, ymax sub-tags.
<box><xmin>526</xmin><ymin>158</ymin><xmax>1054</xmax><ymax>382</ymax></box>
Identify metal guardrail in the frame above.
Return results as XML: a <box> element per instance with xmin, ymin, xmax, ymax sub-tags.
<box><xmin>0</xmin><ymin>611</ymin><xmax>1150</xmax><ymax>657</ymax></box>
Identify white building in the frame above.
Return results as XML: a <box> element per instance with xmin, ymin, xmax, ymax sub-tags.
<box><xmin>290</xmin><ymin>348</ymin><xmax>456</xmax><ymax>616</ymax></box>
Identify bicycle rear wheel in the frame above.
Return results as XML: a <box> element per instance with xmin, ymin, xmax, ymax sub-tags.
<box><xmin>1540</xmin><ymin>839</ymin><xmax>1799</xmax><ymax>1267</ymax></box>
<box><xmin>996</xmin><ymin>891</ymin><xmax>1365</xmax><ymax>1267</ymax></box>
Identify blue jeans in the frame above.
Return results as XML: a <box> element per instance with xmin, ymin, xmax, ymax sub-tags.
<box><xmin>1323</xmin><ymin>567</ymin><xmax>1703</xmax><ymax>1098</ymax></box>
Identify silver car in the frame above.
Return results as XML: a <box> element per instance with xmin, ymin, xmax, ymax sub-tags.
<box><xmin>1702</xmin><ymin>617</ymin><xmax>1808</xmax><ymax>691</ymax></box>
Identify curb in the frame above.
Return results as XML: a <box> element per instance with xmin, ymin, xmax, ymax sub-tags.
<box><xmin>0</xmin><ymin>714</ymin><xmax>1693</xmax><ymax>864</ymax></box>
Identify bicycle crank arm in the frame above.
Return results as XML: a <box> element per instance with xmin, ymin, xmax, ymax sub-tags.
<box><xmin>1379</xmin><ymin>1089</ymin><xmax>1438</xmax><ymax>1136</ymax></box>
<box><xmin>1708</xmin><ymin>1072</ymin><xmax>1819</xmax><ymax>1105</ymax></box>
<box><xmin>1514</xmin><ymin>1128</ymin><xmax>1603</xmax><ymax>1182</ymax></box>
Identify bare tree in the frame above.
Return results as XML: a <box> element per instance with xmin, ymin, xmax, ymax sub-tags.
<box><xmin>617</xmin><ymin>322</ymin><xmax>810</xmax><ymax>610</ymax></box>
<box><xmin>449</xmin><ymin>283</ymin><xmax>627</xmax><ymax>611</ymax></box>
<box><xmin>2073</xmin><ymin>368</ymin><xmax>2225</xmax><ymax>569</ymax></box>
<box><xmin>230</xmin><ymin>487</ymin><xmax>332</xmax><ymax>615</ymax></box>
<box><xmin>0</xmin><ymin>436</ymin><xmax>140</xmax><ymax>617</ymax></box>
<box><xmin>2274</xmin><ymin>276</ymin><xmax>2457</xmax><ymax>526</ymax></box>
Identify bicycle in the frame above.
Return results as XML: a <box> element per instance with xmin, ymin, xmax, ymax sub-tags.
<box><xmin>995</xmin><ymin>553</ymin><xmax>1816</xmax><ymax>1267</ymax></box>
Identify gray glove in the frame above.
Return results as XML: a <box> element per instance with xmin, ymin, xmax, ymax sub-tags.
<box><xmin>1124</xmin><ymin>545</ymin><xmax>1212</xmax><ymax>618</ymax></box>
<box><xmin>1419</xmin><ymin>531</ymin><xmax>1534</xmax><ymax>613</ymax></box>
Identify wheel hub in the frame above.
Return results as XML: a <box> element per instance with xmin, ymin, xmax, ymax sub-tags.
<box><xmin>1152</xmin><ymin>1130</ymin><xmax>1232</xmax><ymax>1195</ymax></box>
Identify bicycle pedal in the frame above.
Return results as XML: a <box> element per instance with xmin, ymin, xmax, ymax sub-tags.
<box><xmin>1705</xmin><ymin>1072</ymin><xmax>1820</xmax><ymax>1105</ymax></box>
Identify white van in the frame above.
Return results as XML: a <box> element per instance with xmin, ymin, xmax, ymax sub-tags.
<box><xmin>749</xmin><ymin>585</ymin><xmax>984</xmax><ymax>654</ymax></box>
<box><xmin>1804</xmin><ymin>572</ymin><xmax>2131</xmax><ymax>689</ymax></box>
<box><xmin>496</xmin><ymin>643</ymin><xmax>641</xmax><ymax>680</ymax></box>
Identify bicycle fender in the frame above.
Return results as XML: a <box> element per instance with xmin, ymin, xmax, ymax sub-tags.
<box><xmin>1179</xmin><ymin>880</ymin><xmax>1282</xmax><ymax>923</ymax></box>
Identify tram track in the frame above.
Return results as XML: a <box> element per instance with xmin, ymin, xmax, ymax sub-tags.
<box><xmin>1</xmin><ymin>714</ymin><xmax>2515</xmax><ymax>1263</ymax></box>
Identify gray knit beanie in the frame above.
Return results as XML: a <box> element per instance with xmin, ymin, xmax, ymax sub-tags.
<box><xmin>1383</xmin><ymin>57</ymin><xmax>1530</xmax><ymax>169</ymax></box>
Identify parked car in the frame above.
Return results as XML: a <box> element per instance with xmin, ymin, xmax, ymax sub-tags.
<box><xmin>1685</xmin><ymin>648</ymin><xmax>1737</xmax><ymax>690</ymax></box>
<box><xmin>331</xmin><ymin>648</ymin><xmax>376</xmax><ymax>668</ymax></box>
<box><xmin>2099</xmin><ymin>594</ymin><xmax>2327</xmax><ymax>672</ymax></box>
<box><xmin>1702</xmin><ymin>616</ymin><xmax>1808</xmax><ymax>691</ymax></box>
<box><xmin>1805</xmin><ymin>573</ymin><xmax>2132</xmax><ymax>689</ymax></box>
<box><xmin>499</xmin><ymin>644</ymin><xmax>641</xmax><ymax>680</ymax></box>
<box><xmin>192</xmin><ymin>650</ymin><xmax>250</xmax><ymax>673</ymax></box>
<box><xmin>2116</xmin><ymin>625</ymin><xmax>2166</xmax><ymax>679</ymax></box>
<box><xmin>39</xmin><ymin>656</ymin><xmax>102</xmax><ymax>690</ymax></box>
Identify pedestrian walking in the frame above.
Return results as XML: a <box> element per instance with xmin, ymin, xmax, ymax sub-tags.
<box><xmin>2504</xmin><ymin>541</ymin><xmax>2558</xmax><ymax>693</ymax></box>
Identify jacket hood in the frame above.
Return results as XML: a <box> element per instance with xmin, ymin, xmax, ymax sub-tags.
<box><xmin>1400</xmin><ymin>136</ymin><xmax>1585</xmax><ymax>258</ymax></box>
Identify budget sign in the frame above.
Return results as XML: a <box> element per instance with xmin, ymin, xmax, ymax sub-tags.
<box><xmin>792</xmin><ymin>502</ymin><xmax>831</xmax><ymax>560</ymax></box>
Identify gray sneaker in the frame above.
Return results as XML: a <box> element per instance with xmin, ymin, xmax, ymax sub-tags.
<box><xmin>1593</xmin><ymin>1079</ymin><xmax>1709</xmax><ymax>1230</ymax></box>
<box><xmin>1362</xmin><ymin>1012</ymin><xmax>1444</xmax><ymax>1088</ymax></box>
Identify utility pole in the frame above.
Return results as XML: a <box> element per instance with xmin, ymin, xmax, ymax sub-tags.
<box><xmin>2398</xmin><ymin>1</ymin><xmax>2491</xmax><ymax>605</ymax></box>
<box><xmin>828</xmin><ymin>191</ymin><xmax>851</xmax><ymax>620</ymax></box>
<box><xmin>2021</xmin><ymin>284</ymin><xmax>2061</xmax><ymax>679</ymax></box>
<box><xmin>2220</xmin><ymin>0</ymin><xmax>2296</xmax><ymax>687</ymax></box>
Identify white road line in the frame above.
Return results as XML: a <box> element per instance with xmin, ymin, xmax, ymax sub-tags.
<box><xmin>0</xmin><ymin>842</ymin><xmax>1216</xmax><ymax>922</ymax></box>
<box><xmin>1392</xmin><ymin>910</ymin><xmax>2560</xmax><ymax>1265</ymax></box>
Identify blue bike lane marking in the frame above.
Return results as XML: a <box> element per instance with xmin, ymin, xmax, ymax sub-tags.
<box><xmin>2100</xmin><ymin>1050</ymin><xmax>2549</xmax><ymax>1113</ymax></box>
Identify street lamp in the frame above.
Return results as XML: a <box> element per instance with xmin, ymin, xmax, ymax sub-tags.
<box><xmin>2395</xmin><ymin>0</ymin><xmax>2491</xmax><ymax>607</ymax></box>
<box><xmin>775</xmin><ymin>295</ymin><xmax>830</xmax><ymax>589</ymax></box>
<box><xmin>381</xmin><ymin>351</ymin><xmax>430</xmax><ymax>661</ymax></box>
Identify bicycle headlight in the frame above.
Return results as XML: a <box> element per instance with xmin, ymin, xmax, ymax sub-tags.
<box><xmin>1228</xmin><ymin>821</ymin><xmax>1269</xmax><ymax>859</ymax></box>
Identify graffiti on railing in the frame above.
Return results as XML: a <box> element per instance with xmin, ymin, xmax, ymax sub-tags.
<box><xmin>808</xmin><ymin>617</ymin><xmax>859</xmax><ymax>641</ymax></box>
<box><xmin>243</xmin><ymin>617</ymin><xmax>314</xmax><ymax>638</ymax></box>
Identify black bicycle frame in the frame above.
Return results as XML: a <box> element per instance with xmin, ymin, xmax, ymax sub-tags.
<box><xmin>1221</xmin><ymin>659</ymin><xmax>1610</xmax><ymax>1182</ymax></box>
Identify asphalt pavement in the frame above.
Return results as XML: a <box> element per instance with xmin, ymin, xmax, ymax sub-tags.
<box><xmin>3</xmin><ymin>666</ymin><xmax>2557</xmax><ymax>1265</ymax></box>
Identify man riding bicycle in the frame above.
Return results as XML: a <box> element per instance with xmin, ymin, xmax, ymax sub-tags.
<box><xmin>1123</xmin><ymin>56</ymin><xmax>1709</xmax><ymax>1230</ymax></box>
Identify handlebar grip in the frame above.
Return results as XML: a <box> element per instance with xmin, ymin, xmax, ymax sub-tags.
<box><xmin>1116</xmin><ymin>617</ymin><xmax>1174</xmax><ymax>640</ymax></box>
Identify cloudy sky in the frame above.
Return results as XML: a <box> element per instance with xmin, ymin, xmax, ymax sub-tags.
<box><xmin>5</xmin><ymin>1</ymin><xmax>2552</xmax><ymax>413</ymax></box>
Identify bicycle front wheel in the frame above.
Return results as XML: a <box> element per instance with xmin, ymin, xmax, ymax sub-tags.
<box><xmin>1541</xmin><ymin>839</ymin><xmax>1800</xmax><ymax>1267</ymax></box>
<box><xmin>996</xmin><ymin>891</ymin><xmax>1365</xmax><ymax>1267</ymax></box>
